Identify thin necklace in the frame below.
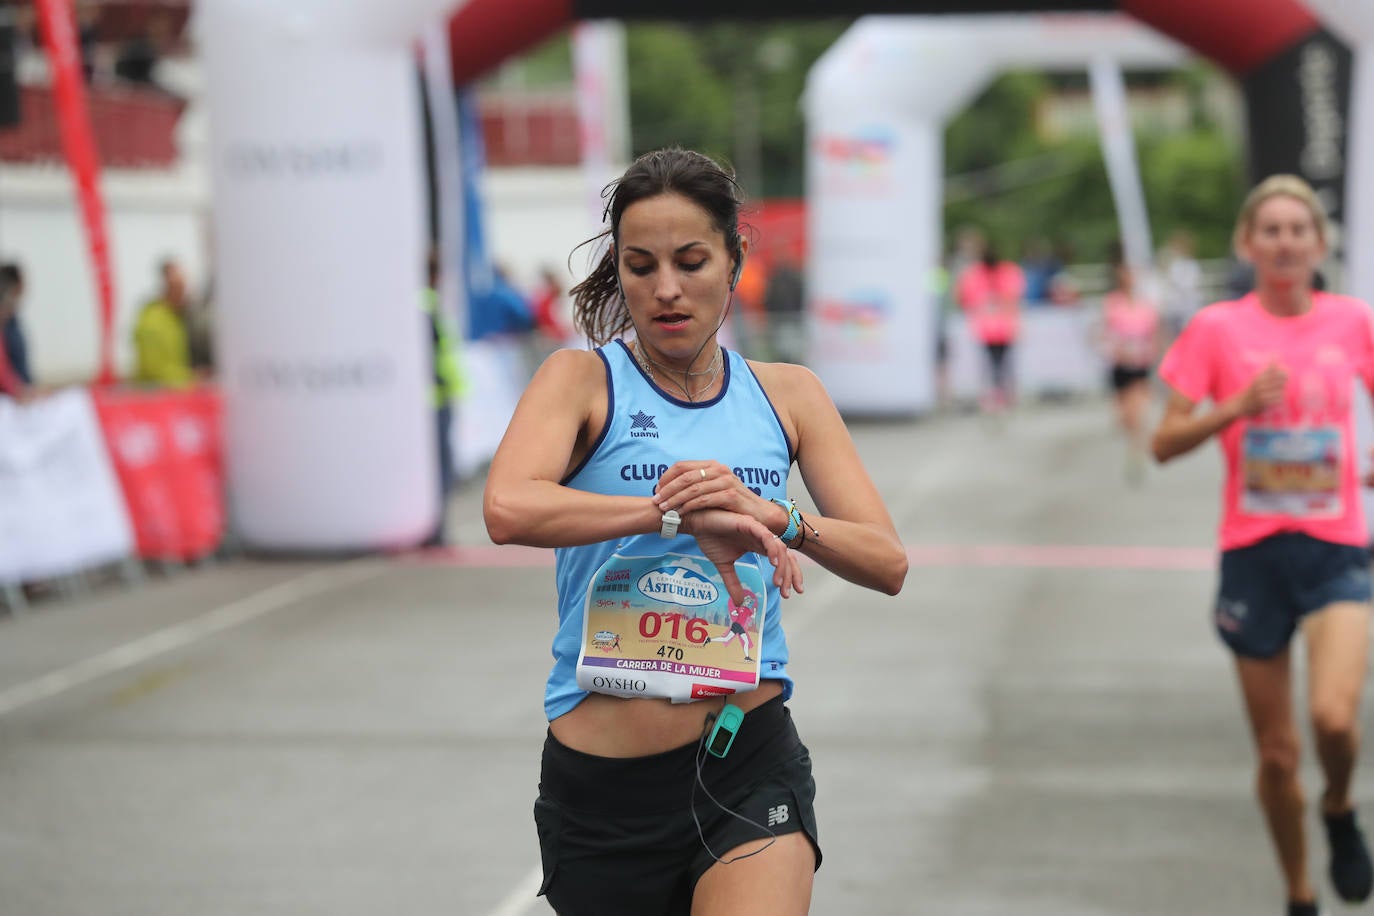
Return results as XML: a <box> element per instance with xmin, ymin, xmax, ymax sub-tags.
<box><xmin>634</xmin><ymin>339</ymin><xmax>723</xmax><ymax>402</ymax></box>
<box><xmin>635</xmin><ymin>339</ymin><xmax>722</xmax><ymax>376</ymax></box>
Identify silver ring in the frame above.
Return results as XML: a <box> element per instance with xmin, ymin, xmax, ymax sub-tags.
<box><xmin>699</xmin><ymin>468</ymin><xmax>708</xmax><ymax>481</ymax></box>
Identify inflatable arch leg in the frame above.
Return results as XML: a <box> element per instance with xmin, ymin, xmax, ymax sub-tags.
<box><xmin>196</xmin><ymin>0</ymin><xmax>462</xmax><ymax>550</ymax></box>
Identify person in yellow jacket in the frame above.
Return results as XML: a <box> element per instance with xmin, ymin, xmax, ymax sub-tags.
<box><xmin>422</xmin><ymin>251</ymin><xmax>467</xmax><ymax>547</ymax></box>
<box><xmin>132</xmin><ymin>259</ymin><xmax>194</xmax><ymax>387</ymax></box>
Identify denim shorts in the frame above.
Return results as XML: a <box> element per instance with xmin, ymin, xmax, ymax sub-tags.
<box><xmin>1215</xmin><ymin>532</ymin><xmax>1372</xmax><ymax>658</ymax></box>
<box><xmin>533</xmin><ymin>695</ymin><xmax>820</xmax><ymax>916</ymax></box>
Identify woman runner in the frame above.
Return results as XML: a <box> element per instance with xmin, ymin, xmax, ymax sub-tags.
<box><xmin>1152</xmin><ymin>175</ymin><xmax>1374</xmax><ymax>916</ymax></box>
<box><xmin>483</xmin><ymin>147</ymin><xmax>907</xmax><ymax>915</ymax></box>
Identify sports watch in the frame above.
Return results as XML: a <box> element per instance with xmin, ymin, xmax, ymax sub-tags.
<box><xmin>660</xmin><ymin>508</ymin><xmax>682</xmax><ymax>538</ymax></box>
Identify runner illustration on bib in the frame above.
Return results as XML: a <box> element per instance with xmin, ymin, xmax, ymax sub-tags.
<box><xmin>577</xmin><ymin>551</ymin><xmax>766</xmax><ymax>703</ymax></box>
<box><xmin>702</xmin><ymin>591</ymin><xmax>758</xmax><ymax>662</ymax></box>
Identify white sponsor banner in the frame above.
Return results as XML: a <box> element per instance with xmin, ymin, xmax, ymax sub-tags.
<box><xmin>0</xmin><ymin>389</ymin><xmax>134</xmax><ymax>584</ymax></box>
<box><xmin>1354</xmin><ymin>379</ymin><xmax>1374</xmax><ymax>544</ymax></box>
<box><xmin>945</xmin><ymin>308</ymin><xmax>1106</xmax><ymax>400</ymax></box>
<box><xmin>806</xmin><ymin>117</ymin><xmax>939</xmax><ymax>414</ymax></box>
<box><xmin>573</xmin><ymin>21</ymin><xmax>630</xmax><ymax>231</ymax></box>
<box><xmin>453</xmin><ymin>337</ymin><xmax>529</xmax><ymax>482</ymax></box>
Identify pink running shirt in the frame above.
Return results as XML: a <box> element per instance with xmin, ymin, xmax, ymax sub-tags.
<box><xmin>1103</xmin><ymin>292</ymin><xmax>1160</xmax><ymax>369</ymax></box>
<box><xmin>1159</xmin><ymin>292</ymin><xmax>1374</xmax><ymax>551</ymax></box>
<box><xmin>956</xmin><ymin>262</ymin><xmax>1024</xmax><ymax>345</ymax></box>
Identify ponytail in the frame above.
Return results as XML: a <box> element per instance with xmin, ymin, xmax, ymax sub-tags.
<box><xmin>569</xmin><ymin>233</ymin><xmax>631</xmax><ymax>346</ymax></box>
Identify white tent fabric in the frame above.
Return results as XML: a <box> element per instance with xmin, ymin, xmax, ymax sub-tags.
<box><xmin>1301</xmin><ymin>0</ymin><xmax>1373</xmax><ymax>307</ymax></box>
<box><xmin>421</xmin><ymin>23</ymin><xmax>468</xmax><ymax>361</ymax></box>
<box><xmin>803</xmin><ymin>14</ymin><xmax>1184</xmax><ymax>414</ymax></box>
<box><xmin>197</xmin><ymin>0</ymin><xmax>464</xmax><ymax>550</ymax></box>
<box><xmin>1301</xmin><ymin>0</ymin><xmax>1374</xmax><ymax>544</ymax></box>
<box><xmin>574</xmin><ymin>21</ymin><xmax>631</xmax><ymax>234</ymax></box>
<box><xmin>1090</xmin><ymin>56</ymin><xmax>1153</xmax><ymax>273</ymax></box>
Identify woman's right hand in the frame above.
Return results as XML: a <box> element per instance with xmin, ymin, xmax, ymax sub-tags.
<box><xmin>653</xmin><ymin>461</ymin><xmax>785</xmax><ymax>534</ymax></box>
<box><xmin>1234</xmin><ymin>362</ymin><xmax>1288</xmax><ymax>418</ymax></box>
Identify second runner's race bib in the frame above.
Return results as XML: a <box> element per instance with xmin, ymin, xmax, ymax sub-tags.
<box><xmin>1241</xmin><ymin>425</ymin><xmax>1343</xmax><ymax>517</ymax></box>
<box><xmin>577</xmin><ymin>552</ymin><xmax>767</xmax><ymax>703</ymax></box>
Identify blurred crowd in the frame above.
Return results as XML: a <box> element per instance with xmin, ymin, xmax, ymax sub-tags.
<box><xmin>0</xmin><ymin>251</ymin><xmax>586</xmax><ymax>396</ymax></box>
<box><xmin>0</xmin><ymin>254</ymin><xmax>213</xmax><ymax>400</ymax></box>
<box><xmin>928</xmin><ymin>223</ymin><xmax>1241</xmax><ymax>427</ymax></box>
<box><xmin>943</xmin><ymin>225</ymin><xmax>1209</xmax><ymax>328</ymax></box>
<box><xmin>4</xmin><ymin>0</ymin><xmax>186</xmax><ymax>96</ymax></box>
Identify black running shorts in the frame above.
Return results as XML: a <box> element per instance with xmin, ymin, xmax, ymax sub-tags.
<box><xmin>532</xmin><ymin>694</ymin><xmax>820</xmax><ymax>916</ymax></box>
<box><xmin>1216</xmin><ymin>531</ymin><xmax>1372</xmax><ymax>658</ymax></box>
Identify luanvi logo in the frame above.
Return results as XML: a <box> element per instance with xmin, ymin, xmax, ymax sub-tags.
<box><xmin>240</xmin><ymin>355</ymin><xmax>395</xmax><ymax>393</ymax></box>
<box><xmin>224</xmin><ymin>141</ymin><xmax>384</xmax><ymax>180</ymax></box>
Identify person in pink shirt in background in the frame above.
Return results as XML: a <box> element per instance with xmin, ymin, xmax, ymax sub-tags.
<box><xmin>956</xmin><ymin>246</ymin><xmax>1024</xmax><ymax>413</ymax></box>
<box><xmin>1097</xmin><ymin>242</ymin><xmax>1162</xmax><ymax>484</ymax></box>
<box><xmin>1152</xmin><ymin>175</ymin><xmax>1374</xmax><ymax>916</ymax></box>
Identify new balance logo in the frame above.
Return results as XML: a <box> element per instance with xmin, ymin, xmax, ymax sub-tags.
<box><xmin>1215</xmin><ymin>598</ymin><xmax>1248</xmax><ymax>634</ymax></box>
<box><xmin>767</xmin><ymin>804</ymin><xmax>790</xmax><ymax>827</ymax></box>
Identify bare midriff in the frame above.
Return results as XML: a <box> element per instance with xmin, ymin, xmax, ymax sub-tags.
<box><xmin>549</xmin><ymin>679</ymin><xmax>784</xmax><ymax>758</ymax></box>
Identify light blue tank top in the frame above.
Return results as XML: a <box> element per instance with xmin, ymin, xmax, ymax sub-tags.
<box><xmin>545</xmin><ymin>340</ymin><xmax>796</xmax><ymax>721</ymax></box>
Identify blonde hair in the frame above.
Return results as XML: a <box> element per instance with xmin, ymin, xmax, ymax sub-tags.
<box><xmin>1233</xmin><ymin>174</ymin><xmax>1330</xmax><ymax>257</ymax></box>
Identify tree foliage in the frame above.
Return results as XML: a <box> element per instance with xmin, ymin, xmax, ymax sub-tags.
<box><xmin>943</xmin><ymin>68</ymin><xmax>1245</xmax><ymax>262</ymax></box>
<box><xmin>1139</xmin><ymin>128</ymin><xmax>1246</xmax><ymax>257</ymax></box>
<box><xmin>505</xmin><ymin>26</ymin><xmax>1247</xmax><ymax>260</ymax></box>
<box><xmin>626</xmin><ymin>20</ymin><xmax>851</xmax><ymax>198</ymax></box>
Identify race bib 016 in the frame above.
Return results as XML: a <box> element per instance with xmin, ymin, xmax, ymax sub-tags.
<box><xmin>577</xmin><ymin>552</ymin><xmax>766</xmax><ymax>703</ymax></box>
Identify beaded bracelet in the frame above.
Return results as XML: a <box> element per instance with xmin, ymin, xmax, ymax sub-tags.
<box><xmin>768</xmin><ymin>497</ymin><xmax>800</xmax><ymax>545</ymax></box>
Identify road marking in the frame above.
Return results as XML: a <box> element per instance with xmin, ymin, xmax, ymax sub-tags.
<box><xmin>484</xmin><ymin>865</ymin><xmax>544</xmax><ymax>916</ymax></box>
<box><xmin>0</xmin><ymin>563</ymin><xmax>382</xmax><ymax>718</ymax></box>
<box><xmin>905</xmin><ymin>543</ymin><xmax>1213</xmax><ymax>570</ymax></box>
<box><xmin>405</xmin><ymin>542</ymin><xmax>1214</xmax><ymax>572</ymax></box>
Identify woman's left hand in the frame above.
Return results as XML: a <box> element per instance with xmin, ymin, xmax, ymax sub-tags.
<box><xmin>682</xmin><ymin>508</ymin><xmax>805</xmax><ymax>605</ymax></box>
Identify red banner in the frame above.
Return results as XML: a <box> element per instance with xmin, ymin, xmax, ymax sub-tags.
<box><xmin>92</xmin><ymin>386</ymin><xmax>225</xmax><ymax>562</ymax></box>
<box><xmin>34</xmin><ymin>0</ymin><xmax>117</xmax><ymax>385</ymax></box>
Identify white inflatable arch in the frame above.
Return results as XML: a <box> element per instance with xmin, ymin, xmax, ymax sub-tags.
<box><xmin>803</xmin><ymin>14</ymin><xmax>1184</xmax><ymax>415</ymax></box>
<box><xmin>196</xmin><ymin>0</ymin><xmax>463</xmax><ymax>550</ymax></box>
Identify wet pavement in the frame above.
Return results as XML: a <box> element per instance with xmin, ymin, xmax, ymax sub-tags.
<box><xmin>1</xmin><ymin>396</ymin><xmax>1366</xmax><ymax>915</ymax></box>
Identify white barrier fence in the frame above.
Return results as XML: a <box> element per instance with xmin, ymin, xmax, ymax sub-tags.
<box><xmin>453</xmin><ymin>336</ymin><xmax>528</xmax><ymax>482</ymax></box>
<box><xmin>0</xmin><ymin>334</ymin><xmax>530</xmax><ymax>611</ymax></box>
<box><xmin>0</xmin><ymin>388</ymin><xmax>135</xmax><ymax>587</ymax></box>
<box><xmin>945</xmin><ymin>306</ymin><xmax>1106</xmax><ymax>399</ymax></box>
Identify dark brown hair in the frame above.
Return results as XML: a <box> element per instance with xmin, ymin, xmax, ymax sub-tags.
<box><xmin>570</xmin><ymin>147</ymin><xmax>744</xmax><ymax>345</ymax></box>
